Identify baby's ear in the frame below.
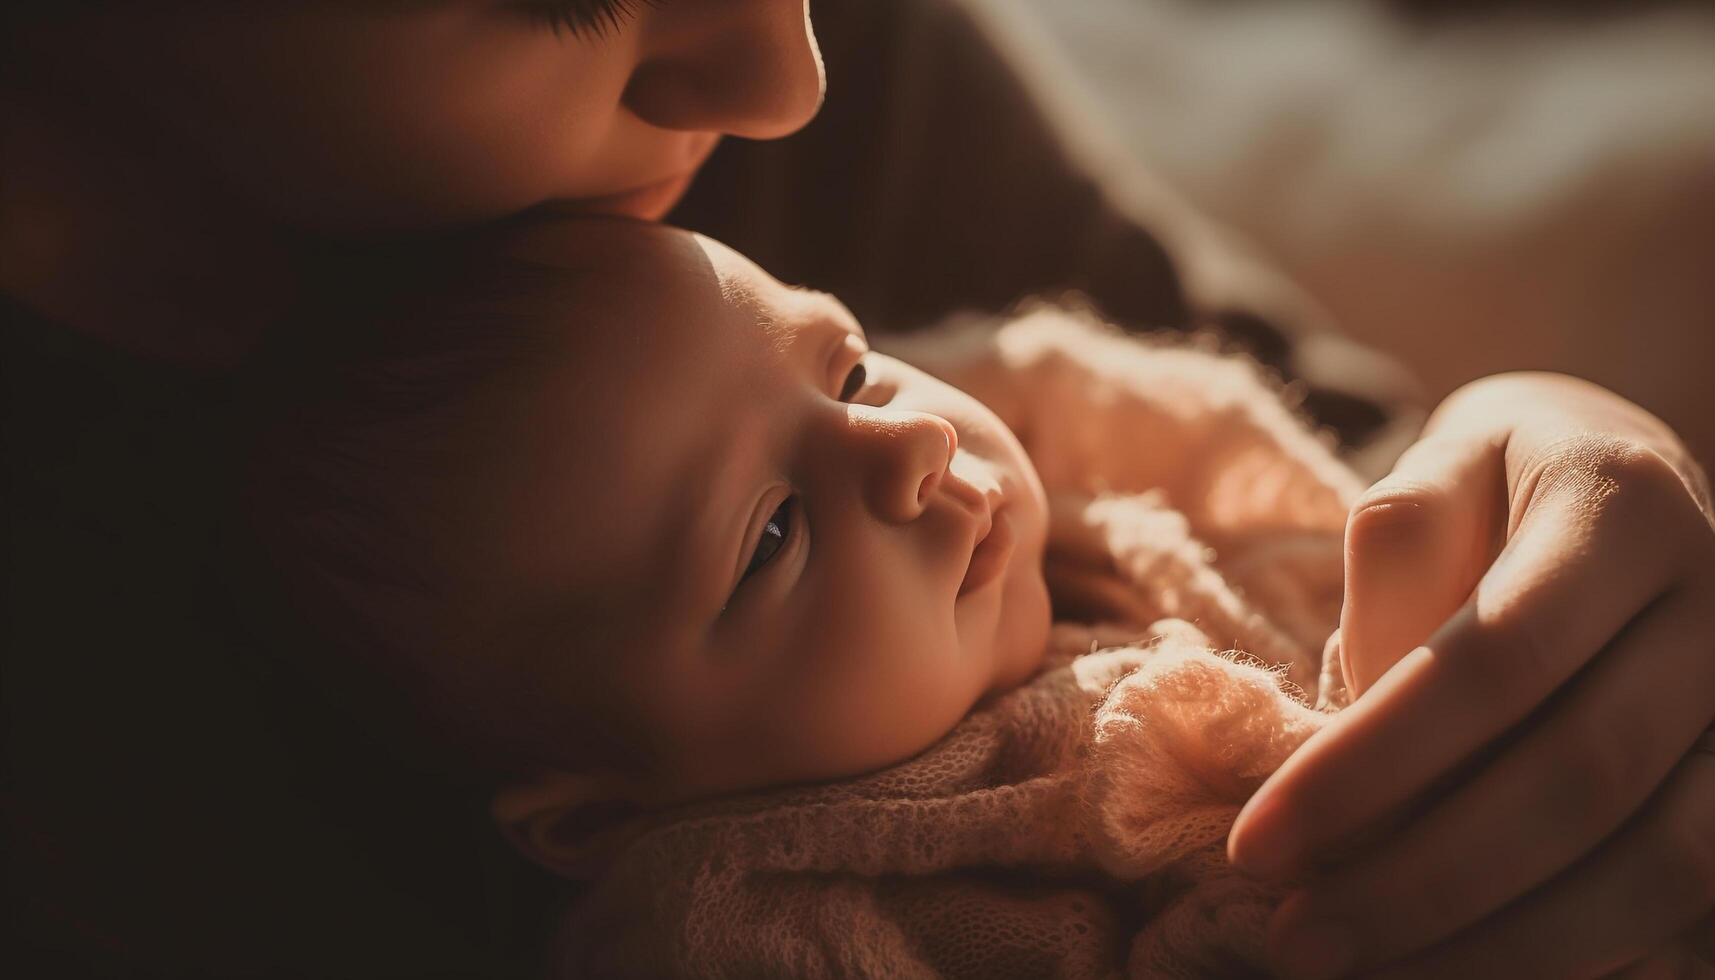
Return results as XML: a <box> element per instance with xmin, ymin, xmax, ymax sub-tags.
<box><xmin>490</xmin><ymin>769</ymin><xmax>645</xmax><ymax>878</ymax></box>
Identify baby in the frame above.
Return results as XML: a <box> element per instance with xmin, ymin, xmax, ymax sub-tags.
<box><xmin>244</xmin><ymin>217</ymin><xmax>1360</xmax><ymax>977</ymax></box>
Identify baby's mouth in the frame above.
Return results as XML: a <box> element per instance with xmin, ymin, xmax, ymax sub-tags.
<box><xmin>958</xmin><ymin>505</ymin><xmax>1013</xmax><ymax>597</ymax></box>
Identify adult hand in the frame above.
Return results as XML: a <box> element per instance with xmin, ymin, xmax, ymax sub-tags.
<box><xmin>1223</xmin><ymin>372</ymin><xmax>1715</xmax><ymax>978</ymax></box>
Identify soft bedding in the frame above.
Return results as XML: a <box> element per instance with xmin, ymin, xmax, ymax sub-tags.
<box><xmin>549</xmin><ymin>310</ymin><xmax>1365</xmax><ymax>978</ymax></box>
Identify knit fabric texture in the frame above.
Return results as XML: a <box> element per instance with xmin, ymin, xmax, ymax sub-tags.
<box><xmin>551</xmin><ymin>309</ymin><xmax>1363</xmax><ymax>978</ymax></box>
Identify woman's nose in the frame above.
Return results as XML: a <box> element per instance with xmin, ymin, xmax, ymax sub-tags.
<box><xmin>848</xmin><ymin>407</ymin><xmax>959</xmax><ymax>524</ymax></box>
<box><xmin>624</xmin><ymin>0</ymin><xmax>824</xmax><ymax>140</ymax></box>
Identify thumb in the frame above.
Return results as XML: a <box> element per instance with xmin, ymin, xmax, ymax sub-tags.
<box><xmin>1339</xmin><ymin>436</ymin><xmax>1506</xmax><ymax>696</ymax></box>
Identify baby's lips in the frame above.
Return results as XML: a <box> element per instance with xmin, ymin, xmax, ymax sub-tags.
<box><xmin>957</xmin><ymin>506</ymin><xmax>1011</xmax><ymax>597</ymax></box>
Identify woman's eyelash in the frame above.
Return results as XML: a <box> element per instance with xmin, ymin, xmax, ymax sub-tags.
<box><xmin>521</xmin><ymin>0</ymin><xmax>660</xmax><ymax>38</ymax></box>
<box><xmin>838</xmin><ymin>360</ymin><xmax>868</xmax><ymax>402</ymax></box>
<box><xmin>738</xmin><ymin>497</ymin><xmax>794</xmax><ymax>588</ymax></box>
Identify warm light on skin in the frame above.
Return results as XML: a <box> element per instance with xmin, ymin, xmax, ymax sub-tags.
<box><xmin>19</xmin><ymin>0</ymin><xmax>824</xmax><ymax>230</ymax></box>
<box><xmin>1</xmin><ymin>1</ymin><xmax>826</xmax><ymax>362</ymax></box>
<box><xmin>404</xmin><ymin>221</ymin><xmax>1053</xmax><ymax>807</ymax></box>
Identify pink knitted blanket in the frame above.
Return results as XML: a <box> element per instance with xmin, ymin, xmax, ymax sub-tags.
<box><xmin>551</xmin><ymin>310</ymin><xmax>1364</xmax><ymax>978</ymax></box>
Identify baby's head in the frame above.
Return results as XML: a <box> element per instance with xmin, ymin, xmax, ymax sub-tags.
<box><xmin>247</xmin><ymin>219</ymin><xmax>1049</xmax><ymax>868</ymax></box>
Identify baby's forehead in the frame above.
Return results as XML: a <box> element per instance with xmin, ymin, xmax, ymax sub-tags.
<box><xmin>501</xmin><ymin>220</ymin><xmax>752</xmax><ymax>350</ymax></box>
<box><xmin>474</xmin><ymin>226</ymin><xmax>772</xmax><ymax>576</ymax></box>
<box><xmin>498</xmin><ymin>219</ymin><xmax>853</xmax><ymax>396</ymax></box>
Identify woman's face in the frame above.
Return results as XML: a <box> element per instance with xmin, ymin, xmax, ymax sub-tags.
<box><xmin>31</xmin><ymin>0</ymin><xmax>822</xmax><ymax>230</ymax></box>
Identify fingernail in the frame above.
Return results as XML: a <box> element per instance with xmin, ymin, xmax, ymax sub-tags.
<box><xmin>1273</xmin><ymin>917</ymin><xmax>1355</xmax><ymax>980</ymax></box>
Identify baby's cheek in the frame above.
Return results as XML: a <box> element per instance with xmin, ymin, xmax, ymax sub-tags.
<box><xmin>997</xmin><ymin>563</ymin><xmax>1054</xmax><ymax>690</ymax></box>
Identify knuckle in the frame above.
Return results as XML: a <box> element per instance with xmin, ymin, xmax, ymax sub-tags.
<box><xmin>1536</xmin><ymin>434</ymin><xmax>1683</xmax><ymax>516</ymax></box>
<box><xmin>1602</xmin><ymin>453</ymin><xmax>1685</xmax><ymax>520</ymax></box>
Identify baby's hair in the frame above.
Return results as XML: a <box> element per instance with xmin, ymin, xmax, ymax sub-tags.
<box><xmin>233</xmin><ymin>231</ymin><xmax>643</xmax><ymax>787</ymax></box>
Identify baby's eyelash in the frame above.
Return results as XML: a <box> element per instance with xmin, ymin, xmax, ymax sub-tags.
<box><xmin>521</xmin><ymin>0</ymin><xmax>661</xmax><ymax>39</ymax></box>
<box><xmin>737</xmin><ymin>496</ymin><xmax>794</xmax><ymax>590</ymax></box>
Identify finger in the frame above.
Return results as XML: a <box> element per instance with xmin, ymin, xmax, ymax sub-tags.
<box><xmin>1339</xmin><ymin>435</ymin><xmax>1505</xmax><ymax>696</ymax></box>
<box><xmin>1264</xmin><ymin>586</ymin><xmax>1715</xmax><ymax>978</ymax></box>
<box><xmin>1229</xmin><ymin>455</ymin><xmax>1689</xmax><ymax>882</ymax></box>
<box><xmin>1368</xmin><ymin>746</ymin><xmax>1715</xmax><ymax>980</ymax></box>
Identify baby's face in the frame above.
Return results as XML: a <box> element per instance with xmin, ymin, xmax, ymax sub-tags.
<box><xmin>437</xmin><ymin>223</ymin><xmax>1051</xmax><ymax>803</ymax></box>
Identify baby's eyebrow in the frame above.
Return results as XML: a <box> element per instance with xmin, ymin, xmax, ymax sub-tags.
<box><xmin>783</xmin><ymin>298</ymin><xmax>864</xmax><ymax>386</ymax></box>
<box><xmin>679</xmin><ymin>444</ymin><xmax>742</xmax><ymax>625</ymax></box>
<box><xmin>799</xmin><ymin>289</ymin><xmax>864</xmax><ymax>339</ymax></box>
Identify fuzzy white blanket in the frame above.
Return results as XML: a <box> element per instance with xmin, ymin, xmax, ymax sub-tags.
<box><xmin>550</xmin><ymin>309</ymin><xmax>1364</xmax><ymax>978</ymax></box>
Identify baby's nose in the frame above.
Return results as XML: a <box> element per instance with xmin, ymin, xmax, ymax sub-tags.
<box><xmin>851</xmin><ymin>407</ymin><xmax>957</xmax><ymax>524</ymax></box>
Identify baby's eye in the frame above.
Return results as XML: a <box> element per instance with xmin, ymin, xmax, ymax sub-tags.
<box><xmin>739</xmin><ymin>496</ymin><xmax>794</xmax><ymax>586</ymax></box>
<box><xmin>838</xmin><ymin>360</ymin><xmax>868</xmax><ymax>402</ymax></box>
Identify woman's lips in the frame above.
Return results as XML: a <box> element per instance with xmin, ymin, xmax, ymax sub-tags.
<box><xmin>570</xmin><ymin>171</ymin><xmax>699</xmax><ymax>221</ymax></box>
<box><xmin>557</xmin><ymin>135</ymin><xmax>722</xmax><ymax>221</ymax></box>
<box><xmin>958</xmin><ymin>507</ymin><xmax>1013</xmax><ymax>597</ymax></box>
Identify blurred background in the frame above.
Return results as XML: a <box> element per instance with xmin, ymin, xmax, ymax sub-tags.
<box><xmin>995</xmin><ymin>0</ymin><xmax>1715</xmax><ymax>466</ymax></box>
